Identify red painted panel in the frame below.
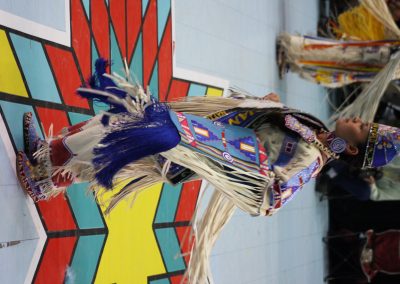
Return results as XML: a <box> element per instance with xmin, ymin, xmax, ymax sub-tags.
<box><xmin>127</xmin><ymin>0</ymin><xmax>142</xmax><ymax>63</ymax></box>
<box><xmin>158</xmin><ymin>16</ymin><xmax>172</xmax><ymax>101</ymax></box>
<box><xmin>92</xmin><ymin>0</ymin><xmax>110</xmax><ymax>69</ymax></box>
<box><xmin>45</xmin><ymin>45</ymin><xmax>90</xmax><ymax>109</ymax></box>
<box><xmin>170</xmin><ymin>274</ymin><xmax>185</xmax><ymax>284</ymax></box>
<box><xmin>175</xmin><ymin>226</ymin><xmax>195</xmax><ymax>266</ymax></box>
<box><xmin>142</xmin><ymin>0</ymin><xmax>158</xmax><ymax>87</ymax></box>
<box><xmin>34</xmin><ymin>237</ymin><xmax>77</xmax><ymax>284</ymax></box>
<box><xmin>110</xmin><ymin>0</ymin><xmax>127</xmax><ymax>58</ymax></box>
<box><xmin>174</xmin><ymin>180</ymin><xmax>201</xmax><ymax>222</ymax></box>
<box><xmin>35</xmin><ymin>107</ymin><xmax>77</xmax><ymax>231</ymax></box>
<box><xmin>167</xmin><ymin>79</ymin><xmax>189</xmax><ymax>102</ymax></box>
<box><xmin>71</xmin><ymin>0</ymin><xmax>91</xmax><ymax>80</ymax></box>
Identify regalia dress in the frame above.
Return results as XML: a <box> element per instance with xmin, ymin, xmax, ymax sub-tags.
<box><xmin>16</xmin><ymin>60</ymin><xmax>336</xmax><ymax>283</ymax></box>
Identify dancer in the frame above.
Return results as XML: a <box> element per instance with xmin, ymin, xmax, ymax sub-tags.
<box><xmin>16</xmin><ymin>60</ymin><xmax>400</xmax><ymax>282</ymax></box>
<box><xmin>277</xmin><ymin>0</ymin><xmax>400</xmax><ymax>87</ymax></box>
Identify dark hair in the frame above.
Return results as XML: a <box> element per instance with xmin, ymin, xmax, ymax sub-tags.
<box><xmin>338</xmin><ymin>141</ymin><xmax>367</xmax><ymax>168</ymax></box>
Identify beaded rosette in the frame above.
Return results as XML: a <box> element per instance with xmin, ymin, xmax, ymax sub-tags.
<box><xmin>363</xmin><ymin>123</ymin><xmax>400</xmax><ymax>168</ymax></box>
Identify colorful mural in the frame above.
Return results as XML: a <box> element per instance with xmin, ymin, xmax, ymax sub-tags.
<box><xmin>0</xmin><ymin>0</ymin><xmax>223</xmax><ymax>283</ymax></box>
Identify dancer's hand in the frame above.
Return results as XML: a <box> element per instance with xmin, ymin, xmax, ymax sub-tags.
<box><xmin>263</xmin><ymin>92</ymin><xmax>280</xmax><ymax>102</ymax></box>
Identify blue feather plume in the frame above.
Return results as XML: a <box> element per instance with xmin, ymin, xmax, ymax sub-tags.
<box><xmin>92</xmin><ymin>103</ymin><xmax>181</xmax><ymax>188</ymax></box>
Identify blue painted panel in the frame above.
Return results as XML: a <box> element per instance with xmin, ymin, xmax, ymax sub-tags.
<box><xmin>149</xmin><ymin>279</ymin><xmax>170</xmax><ymax>284</ymax></box>
<box><xmin>68</xmin><ymin>112</ymin><xmax>92</xmax><ymax>125</ymax></box>
<box><xmin>155</xmin><ymin>228</ymin><xmax>186</xmax><ymax>272</ymax></box>
<box><xmin>92</xmin><ymin>39</ymin><xmax>99</xmax><ymax>73</ymax></box>
<box><xmin>66</xmin><ymin>183</ymin><xmax>105</xmax><ymax>229</ymax></box>
<box><xmin>65</xmin><ymin>234</ymin><xmax>106</xmax><ymax>284</ymax></box>
<box><xmin>154</xmin><ymin>183</ymin><xmax>182</xmax><ymax>224</ymax></box>
<box><xmin>110</xmin><ymin>26</ymin><xmax>124</xmax><ymax>74</ymax></box>
<box><xmin>82</xmin><ymin>0</ymin><xmax>90</xmax><ymax>19</ymax></box>
<box><xmin>10</xmin><ymin>33</ymin><xmax>61</xmax><ymax>103</ymax></box>
<box><xmin>66</xmin><ymin>112</ymin><xmax>104</xmax><ymax>229</ymax></box>
<box><xmin>149</xmin><ymin>61</ymin><xmax>159</xmax><ymax>100</ymax></box>
<box><xmin>0</xmin><ymin>102</ymin><xmax>43</xmax><ymax>151</ymax></box>
<box><xmin>130</xmin><ymin>34</ymin><xmax>143</xmax><ymax>86</ymax></box>
<box><xmin>142</xmin><ymin>0</ymin><xmax>149</xmax><ymax>16</ymax></box>
<box><xmin>157</xmin><ymin>0</ymin><xmax>171</xmax><ymax>44</ymax></box>
<box><xmin>188</xmin><ymin>84</ymin><xmax>206</xmax><ymax>97</ymax></box>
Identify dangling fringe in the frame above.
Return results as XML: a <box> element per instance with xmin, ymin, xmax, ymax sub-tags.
<box><xmin>336</xmin><ymin>4</ymin><xmax>386</xmax><ymax>40</ymax></box>
<box><xmin>331</xmin><ymin>52</ymin><xmax>400</xmax><ymax>123</ymax></box>
<box><xmin>168</xmin><ymin>94</ymin><xmax>283</xmax><ymax>117</ymax></box>
<box><xmin>183</xmin><ymin>190</ymin><xmax>237</xmax><ymax>284</ymax></box>
<box><xmin>96</xmin><ymin>156</ymin><xmax>168</xmax><ymax>214</ymax></box>
<box><xmin>162</xmin><ymin>145</ymin><xmax>272</xmax><ymax>215</ymax></box>
<box><xmin>361</xmin><ymin>0</ymin><xmax>400</xmax><ymax>40</ymax></box>
<box><xmin>32</xmin><ymin>142</ymin><xmax>68</xmax><ymax>199</ymax></box>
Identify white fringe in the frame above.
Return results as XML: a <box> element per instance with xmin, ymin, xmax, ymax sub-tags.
<box><xmin>183</xmin><ymin>189</ymin><xmax>237</xmax><ymax>284</ymax></box>
<box><xmin>161</xmin><ymin>145</ymin><xmax>273</xmax><ymax>216</ymax></box>
<box><xmin>331</xmin><ymin>52</ymin><xmax>400</xmax><ymax>122</ymax></box>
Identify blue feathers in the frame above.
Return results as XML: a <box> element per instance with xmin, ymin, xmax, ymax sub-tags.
<box><xmin>92</xmin><ymin>103</ymin><xmax>181</xmax><ymax>189</ymax></box>
<box><xmin>77</xmin><ymin>58</ymin><xmax>127</xmax><ymax>111</ymax></box>
<box><xmin>76</xmin><ymin>58</ymin><xmax>181</xmax><ymax>189</ymax></box>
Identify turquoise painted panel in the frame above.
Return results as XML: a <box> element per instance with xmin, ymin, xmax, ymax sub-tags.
<box><xmin>155</xmin><ymin>228</ymin><xmax>186</xmax><ymax>272</ymax></box>
<box><xmin>68</xmin><ymin>112</ymin><xmax>92</xmax><ymax>125</ymax></box>
<box><xmin>149</xmin><ymin>61</ymin><xmax>159</xmax><ymax>100</ymax></box>
<box><xmin>142</xmin><ymin>0</ymin><xmax>149</xmax><ymax>15</ymax></box>
<box><xmin>65</xmin><ymin>234</ymin><xmax>106</xmax><ymax>284</ymax></box>
<box><xmin>92</xmin><ymin>39</ymin><xmax>99</xmax><ymax>73</ymax></box>
<box><xmin>66</xmin><ymin>183</ymin><xmax>105</xmax><ymax>229</ymax></box>
<box><xmin>130</xmin><ymin>34</ymin><xmax>143</xmax><ymax>85</ymax></box>
<box><xmin>93</xmin><ymin>102</ymin><xmax>110</xmax><ymax>115</ymax></box>
<box><xmin>154</xmin><ymin>183</ymin><xmax>182</xmax><ymax>224</ymax></box>
<box><xmin>67</xmin><ymin>112</ymin><xmax>104</xmax><ymax>229</ymax></box>
<box><xmin>110</xmin><ymin>25</ymin><xmax>124</xmax><ymax>74</ymax></box>
<box><xmin>10</xmin><ymin>33</ymin><xmax>61</xmax><ymax>103</ymax></box>
<box><xmin>149</xmin><ymin>279</ymin><xmax>170</xmax><ymax>284</ymax></box>
<box><xmin>157</xmin><ymin>0</ymin><xmax>171</xmax><ymax>44</ymax></box>
<box><xmin>82</xmin><ymin>0</ymin><xmax>90</xmax><ymax>19</ymax></box>
<box><xmin>0</xmin><ymin>102</ymin><xmax>43</xmax><ymax>150</ymax></box>
<box><xmin>66</xmin><ymin>112</ymin><xmax>104</xmax><ymax>229</ymax></box>
<box><xmin>188</xmin><ymin>84</ymin><xmax>207</xmax><ymax>97</ymax></box>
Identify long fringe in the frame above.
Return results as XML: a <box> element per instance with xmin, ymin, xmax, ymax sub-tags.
<box><xmin>161</xmin><ymin>145</ymin><xmax>272</xmax><ymax>216</ymax></box>
<box><xmin>331</xmin><ymin>52</ymin><xmax>400</xmax><ymax>123</ymax></box>
<box><xmin>183</xmin><ymin>189</ymin><xmax>237</xmax><ymax>284</ymax></box>
<box><xmin>32</xmin><ymin>142</ymin><xmax>68</xmax><ymax>199</ymax></box>
<box><xmin>168</xmin><ymin>94</ymin><xmax>283</xmax><ymax>117</ymax></box>
<box><xmin>361</xmin><ymin>0</ymin><xmax>400</xmax><ymax>40</ymax></box>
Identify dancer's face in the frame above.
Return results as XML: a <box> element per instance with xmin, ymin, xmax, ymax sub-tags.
<box><xmin>335</xmin><ymin>117</ymin><xmax>371</xmax><ymax>155</ymax></box>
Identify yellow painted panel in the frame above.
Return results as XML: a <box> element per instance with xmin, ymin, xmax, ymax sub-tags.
<box><xmin>0</xmin><ymin>30</ymin><xmax>28</xmax><ymax>97</ymax></box>
<box><xmin>206</xmin><ymin>87</ymin><xmax>223</xmax><ymax>97</ymax></box>
<box><xmin>95</xmin><ymin>182</ymin><xmax>166</xmax><ymax>284</ymax></box>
